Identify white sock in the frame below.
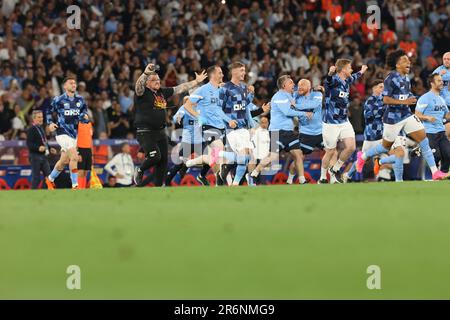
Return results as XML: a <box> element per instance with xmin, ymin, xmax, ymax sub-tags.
<box><xmin>250</xmin><ymin>169</ymin><xmax>259</xmax><ymax>178</ymax></box>
<box><xmin>430</xmin><ymin>166</ymin><xmax>438</xmax><ymax>174</ymax></box>
<box><xmin>332</xmin><ymin>159</ymin><xmax>345</xmax><ymax>172</ymax></box>
<box><xmin>185</xmin><ymin>157</ymin><xmax>203</xmax><ymax>167</ymax></box>
<box><xmin>320</xmin><ymin>167</ymin><xmax>328</xmax><ymax>180</ymax></box>
<box><xmin>287</xmin><ymin>172</ymin><xmax>295</xmax><ymax>184</ymax></box>
<box><xmin>299</xmin><ymin>176</ymin><xmax>306</xmax><ymax>184</ymax></box>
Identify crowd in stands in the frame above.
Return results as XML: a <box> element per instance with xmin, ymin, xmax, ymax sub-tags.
<box><xmin>0</xmin><ymin>0</ymin><xmax>449</xmax><ymax>164</ymax></box>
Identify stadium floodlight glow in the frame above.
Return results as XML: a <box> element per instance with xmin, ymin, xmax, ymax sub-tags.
<box><xmin>221</xmin><ymin>0</ymin><xmax>226</xmax><ymax>4</ymax></box>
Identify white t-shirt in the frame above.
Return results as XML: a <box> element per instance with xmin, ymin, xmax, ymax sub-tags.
<box><xmin>104</xmin><ymin>153</ymin><xmax>135</xmax><ymax>186</ymax></box>
<box><xmin>251</xmin><ymin>127</ymin><xmax>270</xmax><ymax>160</ymax></box>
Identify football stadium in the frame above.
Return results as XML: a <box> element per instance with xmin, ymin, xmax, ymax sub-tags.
<box><xmin>0</xmin><ymin>0</ymin><xmax>450</xmax><ymax>304</ymax></box>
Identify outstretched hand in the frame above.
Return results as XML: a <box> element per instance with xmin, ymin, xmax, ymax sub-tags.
<box><xmin>195</xmin><ymin>70</ymin><xmax>208</xmax><ymax>84</ymax></box>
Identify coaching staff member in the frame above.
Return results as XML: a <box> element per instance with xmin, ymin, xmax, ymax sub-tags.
<box><xmin>27</xmin><ymin>110</ymin><xmax>56</xmax><ymax>189</ymax></box>
<box><xmin>133</xmin><ymin>63</ymin><xmax>207</xmax><ymax>186</ymax></box>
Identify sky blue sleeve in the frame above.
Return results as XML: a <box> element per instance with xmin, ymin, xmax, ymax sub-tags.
<box><xmin>172</xmin><ymin>106</ymin><xmax>186</xmax><ymax>122</ymax></box>
<box><xmin>188</xmin><ymin>87</ymin><xmax>204</xmax><ymax>104</ymax></box>
<box><xmin>415</xmin><ymin>96</ymin><xmax>428</xmax><ymax>113</ymax></box>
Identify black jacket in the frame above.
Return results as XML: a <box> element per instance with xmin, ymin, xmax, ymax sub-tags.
<box><xmin>27</xmin><ymin>125</ymin><xmax>48</xmax><ymax>155</ymax></box>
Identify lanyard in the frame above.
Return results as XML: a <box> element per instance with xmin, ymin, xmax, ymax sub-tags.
<box><xmin>34</xmin><ymin>125</ymin><xmax>47</xmax><ymax>146</ymax></box>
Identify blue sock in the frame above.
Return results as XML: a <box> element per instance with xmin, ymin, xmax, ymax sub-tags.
<box><xmin>419</xmin><ymin>138</ymin><xmax>437</xmax><ymax>170</ymax></box>
<box><xmin>49</xmin><ymin>168</ymin><xmax>62</xmax><ymax>181</ymax></box>
<box><xmin>233</xmin><ymin>155</ymin><xmax>249</xmax><ymax>185</ymax></box>
<box><xmin>347</xmin><ymin>162</ymin><xmax>356</xmax><ymax>178</ymax></box>
<box><xmin>380</xmin><ymin>155</ymin><xmax>396</xmax><ymax>165</ymax></box>
<box><xmin>220</xmin><ymin>151</ymin><xmax>237</xmax><ymax>163</ymax></box>
<box><xmin>364</xmin><ymin>143</ymin><xmax>389</xmax><ymax>159</ymax></box>
<box><xmin>393</xmin><ymin>156</ymin><xmax>404</xmax><ymax>182</ymax></box>
<box><xmin>70</xmin><ymin>169</ymin><xmax>78</xmax><ymax>187</ymax></box>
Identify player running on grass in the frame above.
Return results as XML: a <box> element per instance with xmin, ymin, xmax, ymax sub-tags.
<box><xmin>356</xmin><ymin>49</ymin><xmax>447</xmax><ymax>180</ymax></box>
<box><xmin>250</xmin><ymin>75</ymin><xmax>311</xmax><ymax>184</ymax></box>
<box><xmin>415</xmin><ymin>73</ymin><xmax>450</xmax><ymax>174</ymax></box>
<box><xmin>213</xmin><ymin>62</ymin><xmax>269</xmax><ymax>186</ymax></box>
<box><xmin>46</xmin><ymin>77</ymin><xmax>89</xmax><ymax>189</ymax></box>
<box><xmin>183</xmin><ymin>65</ymin><xmax>237</xmax><ymax>185</ymax></box>
<box><xmin>321</xmin><ymin>59</ymin><xmax>368</xmax><ymax>184</ymax></box>
<box><xmin>286</xmin><ymin>79</ymin><xmax>324</xmax><ymax>184</ymax></box>
<box><xmin>166</xmin><ymin>97</ymin><xmax>207</xmax><ymax>186</ymax></box>
<box><xmin>344</xmin><ymin>79</ymin><xmax>385</xmax><ymax>182</ymax></box>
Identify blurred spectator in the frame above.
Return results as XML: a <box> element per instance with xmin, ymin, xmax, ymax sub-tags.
<box><xmin>0</xmin><ymin>0</ymin><xmax>447</xmax><ymax>147</ymax></box>
<box><xmin>104</xmin><ymin>142</ymin><xmax>134</xmax><ymax>187</ymax></box>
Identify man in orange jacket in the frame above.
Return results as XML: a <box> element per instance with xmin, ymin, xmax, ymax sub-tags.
<box><xmin>77</xmin><ymin>119</ymin><xmax>93</xmax><ymax>189</ymax></box>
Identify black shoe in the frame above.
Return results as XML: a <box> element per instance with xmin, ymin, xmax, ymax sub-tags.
<box><xmin>196</xmin><ymin>174</ymin><xmax>210</xmax><ymax>186</ymax></box>
<box><xmin>318</xmin><ymin>178</ymin><xmax>328</xmax><ymax>184</ymax></box>
<box><xmin>329</xmin><ymin>168</ymin><xmax>343</xmax><ymax>184</ymax></box>
<box><xmin>133</xmin><ymin>168</ymin><xmax>144</xmax><ymax>186</ymax></box>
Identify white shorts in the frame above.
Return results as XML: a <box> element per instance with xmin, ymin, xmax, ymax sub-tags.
<box><xmin>322</xmin><ymin>121</ymin><xmax>355</xmax><ymax>149</ymax></box>
<box><xmin>383</xmin><ymin>115</ymin><xmax>424</xmax><ymax>142</ymax></box>
<box><xmin>362</xmin><ymin>139</ymin><xmax>383</xmax><ymax>153</ymax></box>
<box><xmin>56</xmin><ymin>134</ymin><xmax>77</xmax><ymax>152</ymax></box>
<box><xmin>226</xmin><ymin>128</ymin><xmax>254</xmax><ymax>153</ymax></box>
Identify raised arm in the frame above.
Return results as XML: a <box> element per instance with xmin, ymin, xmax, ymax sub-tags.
<box><xmin>135</xmin><ymin>64</ymin><xmax>156</xmax><ymax>96</ymax></box>
<box><xmin>173</xmin><ymin>70</ymin><xmax>208</xmax><ymax>95</ymax></box>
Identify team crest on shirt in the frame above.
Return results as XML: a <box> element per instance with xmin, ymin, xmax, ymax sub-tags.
<box><xmin>76</xmin><ymin>102</ymin><xmax>81</xmax><ymax>107</ymax></box>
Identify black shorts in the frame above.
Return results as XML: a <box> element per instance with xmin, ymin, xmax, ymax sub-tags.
<box><xmin>179</xmin><ymin>142</ymin><xmax>205</xmax><ymax>160</ymax></box>
<box><xmin>427</xmin><ymin>132</ymin><xmax>450</xmax><ymax>168</ymax></box>
<box><xmin>270</xmin><ymin>130</ymin><xmax>300</xmax><ymax>153</ymax></box>
<box><xmin>78</xmin><ymin>147</ymin><xmax>92</xmax><ymax>170</ymax></box>
<box><xmin>299</xmin><ymin>133</ymin><xmax>324</xmax><ymax>154</ymax></box>
<box><xmin>202</xmin><ymin>125</ymin><xmax>226</xmax><ymax>146</ymax></box>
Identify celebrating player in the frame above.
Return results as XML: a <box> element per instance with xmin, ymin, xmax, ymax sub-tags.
<box><xmin>415</xmin><ymin>74</ymin><xmax>450</xmax><ymax>174</ymax></box>
<box><xmin>250</xmin><ymin>75</ymin><xmax>310</xmax><ymax>183</ymax></box>
<box><xmin>46</xmin><ymin>77</ymin><xmax>89</xmax><ymax>189</ymax></box>
<box><xmin>321</xmin><ymin>59</ymin><xmax>368</xmax><ymax>183</ymax></box>
<box><xmin>183</xmin><ymin>65</ymin><xmax>235</xmax><ymax>184</ymax></box>
<box><xmin>356</xmin><ymin>50</ymin><xmax>447</xmax><ymax>180</ymax></box>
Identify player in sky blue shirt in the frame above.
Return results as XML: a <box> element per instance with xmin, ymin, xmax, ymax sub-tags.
<box><xmin>46</xmin><ymin>77</ymin><xmax>89</xmax><ymax>189</ymax></box>
<box><xmin>294</xmin><ymin>79</ymin><xmax>324</xmax><ymax>159</ymax></box>
<box><xmin>432</xmin><ymin>52</ymin><xmax>450</xmax><ymax>107</ymax></box>
<box><xmin>166</xmin><ymin>100</ymin><xmax>208</xmax><ymax>186</ymax></box>
<box><xmin>250</xmin><ymin>75</ymin><xmax>309</xmax><ymax>184</ymax></box>
<box><xmin>183</xmin><ymin>66</ymin><xmax>234</xmax><ymax>185</ymax></box>
<box><xmin>357</xmin><ymin>49</ymin><xmax>448</xmax><ymax>180</ymax></box>
<box><xmin>415</xmin><ymin>73</ymin><xmax>450</xmax><ymax>173</ymax></box>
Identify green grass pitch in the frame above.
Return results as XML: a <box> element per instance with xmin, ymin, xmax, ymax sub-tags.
<box><xmin>1</xmin><ymin>181</ymin><xmax>449</xmax><ymax>299</ymax></box>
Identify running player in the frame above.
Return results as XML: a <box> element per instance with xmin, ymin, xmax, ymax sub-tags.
<box><xmin>286</xmin><ymin>79</ymin><xmax>324</xmax><ymax>184</ymax></box>
<box><xmin>415</xmin><ymin>73</ymin><xmax>450</xmax><ymax>173</ymax></box>
<box><xmin>432</xmin><ymin>52</ymin><xmax>450</xmax><ymax>141</ymax></box>
<box><xmin>166</xmin><ymin>97</ymin><xmax>208</xmax><ymax>185</ymax></box>
<box><xmin>183</xmin><ymin>65</ymin><xmax>236</xmax><ymax>184</ymax></box>
<box><xmin>250</xmin><ymin>75</ymin><xmax>310</xmax><ymax>183</ymax></box>
<box><xmin>356</xmin><ymin>49</ymin><xmax>447</xmax><ymax>180</ymax></box>
<box><xmin>216</xmin><ymin>62</ymin><xmax>260</xmax><ymax>186</ymax></box>
<box><xmin>46</xmin><ymin>77</ymin><xmax>89</xmax><ymax>189</ymax></box>
<box><xmin>322</xmin><ymin>59</ymin><xmax>368</xmax><ymax>183</ymax></box>
<box><xmin>344</xmin><ymin>79</ymin><xmax>384</xmax><ymax>182</ymax></box>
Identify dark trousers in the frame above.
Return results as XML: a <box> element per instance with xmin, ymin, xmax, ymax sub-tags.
<box><xmin>136</xmin><ymin>129</ymin><xmax>168</xmax><ymax>187</ymax></box>
<box><xmin>427</xmin><ymin>132</ymin><xmax>450</xmax><ymax>172</ymax></box>
<box><xmin>29</xmin><ymin>153</ymin><xmax>51</xmax><ymax>189</ymax></box>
